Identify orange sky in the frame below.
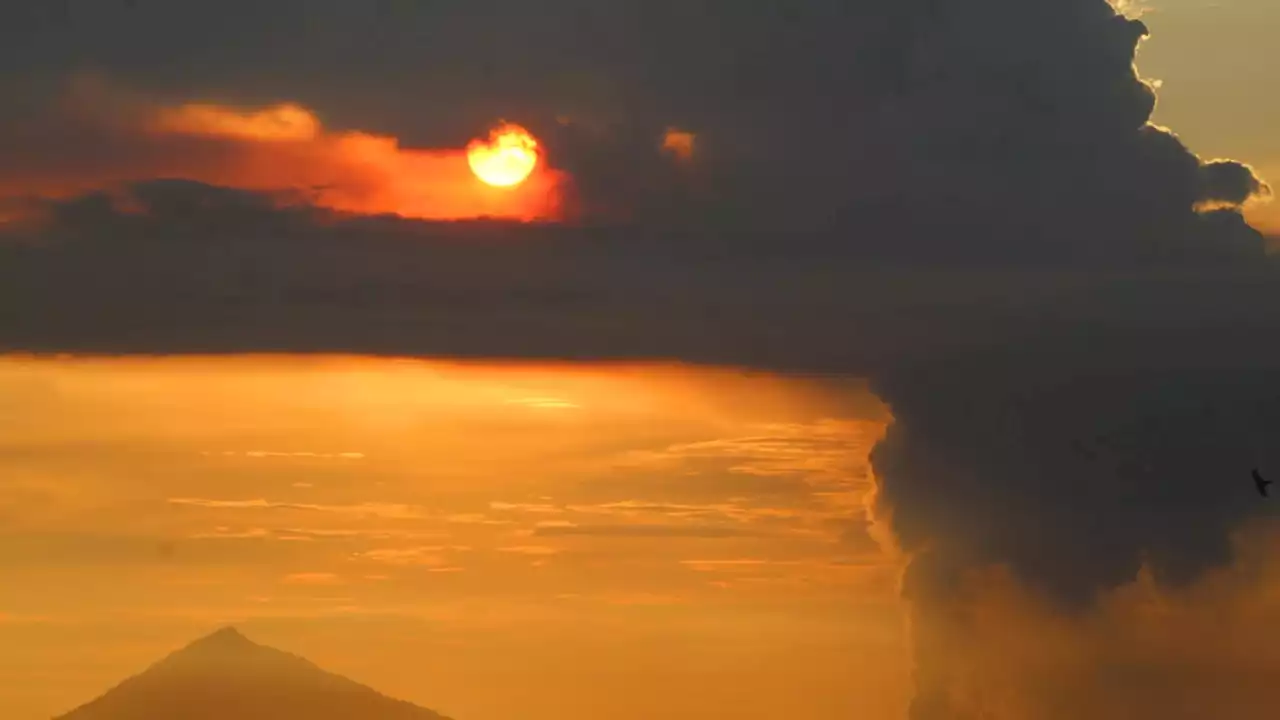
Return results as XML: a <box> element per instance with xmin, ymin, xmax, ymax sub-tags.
<box><xmin>143</xmin><ymin>102</ymin><xmax>567</xmax><ymax>221</ymax></box>
<box><xmin>1</xmin><ymin>85</ymin><xmax>569</xmax><ymax>223</ymax></box>
<box><xmin>0</xmin><ymin>356</ymin><xmax>908</xmax><ymax>720</ymax></box>
<box><xmin>5</xmin><ymin>357</ymin><xmax>1280</xmax><ymax>720</ymax></box>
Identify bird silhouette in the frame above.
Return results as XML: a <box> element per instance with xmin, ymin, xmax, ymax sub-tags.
<box><xmin>1253</xmin><ymin>468</ymin><xmax>1272</xmax><ymax>498</ymax></box>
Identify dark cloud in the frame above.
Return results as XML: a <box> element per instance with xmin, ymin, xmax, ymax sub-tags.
<box><xmin>874</xmin><ymin>363</ymin><xmax>1280</xmax><ymax>601</ymax></box>
<box><xmin>2</xmin><ymin>176</ymin><xmax>1275</xmax><ymax>364</ymax></box>
<box><xmin>1199</xmin><ymin>159</ymin><xmax>1272</xmax><ymax>207</ymax></box>
<box><xmin>3</xmin><ymin>1</ymin><xmax>1280</xmax><ymax>717</ymax></box>
<box><xmin>2</xmin><ymin>3</ymin><xmax>1272</xmax><ymax>246</ymax></box>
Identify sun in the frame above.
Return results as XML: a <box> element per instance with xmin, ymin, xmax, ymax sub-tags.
<box><xmin>467</xmin><ymin>123</ymin><xmax>540</xmax><ymax>188</ymax></box>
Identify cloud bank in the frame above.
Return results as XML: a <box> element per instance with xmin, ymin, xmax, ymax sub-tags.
<box><xmin>2</xmin><ymin>1</ymin><xmax>1280</xmax><ymax>717</ymax></box>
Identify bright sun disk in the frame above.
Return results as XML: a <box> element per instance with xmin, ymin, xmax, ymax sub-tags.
<box><xmin>467</xmin><ymin>123</ymin><xmax>540</xmax><ymax>188</ymax></box>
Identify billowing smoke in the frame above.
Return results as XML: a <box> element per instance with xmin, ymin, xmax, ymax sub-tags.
<box><xmin>872</xmin><ymin>353</ymin><xmax>1280</xmax><ymax>717</ymax></box>
<box><xmin>2</xmin><ymin>2</ymin><xmax>1279</xmax><ymax>715</ymax></box>
<box><xmin>849</xmin><ymin>2</ymin><xmax>1278</xmax><ymax>717</ymax></box>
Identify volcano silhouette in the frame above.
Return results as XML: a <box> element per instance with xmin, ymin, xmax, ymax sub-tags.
<box><xmin>55</xmin><ymin>627</ymin><xmax>452</xmax><ymax>720</ymax></box>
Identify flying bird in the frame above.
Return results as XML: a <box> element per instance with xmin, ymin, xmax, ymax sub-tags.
<box><xmin>1253</xmin><ymin>468</ymin><xmax>1272</xmax><ymax>498</ymax></box>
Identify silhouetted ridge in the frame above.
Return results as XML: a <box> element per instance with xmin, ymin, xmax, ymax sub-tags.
<box><xmin>168</xmin><ymin>626</ymin><xmax>257</xmax><ymax>657</ymax></box>
<box><xmin>195</xmin><ymin>626</ymin><xmax>251</xmax><ymax>645</ymax></box>
<box><xmin>55</xmin><ymin>627</ymin><xmax>451</xmax><ymax>720</ymax></box>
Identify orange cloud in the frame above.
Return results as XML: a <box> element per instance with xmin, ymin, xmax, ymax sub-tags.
<box><xmin>282</xmin><ymin>572</ymin><xmax>344</xmax><ymax>585</ymax></box>
<box><xmin>661</xmin><ymin>128</ymin><xmax>696</xmax><ymax>163</ymax></box>
<box><xmin>144</xmin><ymin>102</ymin><xmax>565</xmax><ymax>221</ymax></box>
<box><xmin>0</xmin><ymin>86</ymin><xmax>568</xmax><ymax>223</ymax></box>
<box><xmin>148</xmin><ymin>102</ymin><xmax>323</xmax><ymax>142</ymax></box>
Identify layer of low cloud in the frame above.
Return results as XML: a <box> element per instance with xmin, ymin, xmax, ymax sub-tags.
<box><xmin>533</xmin><ymin>524</ymin><xmax>766</xmax><ymax>539</ymax></box>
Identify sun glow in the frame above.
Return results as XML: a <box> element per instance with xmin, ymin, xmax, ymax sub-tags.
<box><xmin>467</xmin><ymin>123</ymin><xmax>540</xmax><ymax>188</ymax></box>
<box><xmin>0</xmin><ymin>91</ymin><xmax>569</xmax><ymax>222</ymax></box>
<box><xmin>149</xmin><ymin>102</ymin><xmax>322</xmax><ymax>142</ymax></box>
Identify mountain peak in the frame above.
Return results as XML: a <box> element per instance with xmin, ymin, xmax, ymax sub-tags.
<box><xmin>56</xmin><ymin>628</ymin><xmax>452</xmax><ymax>720</ymax></box>
<box><xmin>149</xmin><ymin>624</ymin><xmax>299</xmax><ymax>676</ymax></box>
<box><xmin>177</xmin><ymin>626</ymin><xmax>262</xmax><ymax>657</ymax></box>
<box><xmin>188</xmin><ymin>626</ymin><xmax>253</xmax><ymax>650</ymax></box>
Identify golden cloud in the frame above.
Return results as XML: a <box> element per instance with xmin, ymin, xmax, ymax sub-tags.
<box><xmin>0</xmin><ymin>79</ymin><xmax>569</xmax><ymax>222</ymax></box>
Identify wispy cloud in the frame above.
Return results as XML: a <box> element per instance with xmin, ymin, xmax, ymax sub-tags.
<box><xmin>200</xmin><ymin>450</ymin><xmax>366</xmax><ymax>460</ymax></box>
<box><xmin>489</xmin><ymin>501</ymin><xmax>563</xmax><ymax>514</ymax></box>
<box><xmin>497</xmin><ymin>545</ymin><xmax>561</xmax><ymax>555</ymax></box>
<box><xmin>615</xmin><ymin>420</ymin><xmax>880</xmax><ymax>487</ymax></box>
<box><xmin>678</xmin><ymin>558</ymin><xmax>893</xmax><ymax>584</ymax></box>
<box><xmin>679</xmin><ymin>559</ymin><xmax>798</xmax><ymax>571</ymax></box>
<box><xmin>534</xmin><ymin>523</ymin><xmax>766</xmax><ymax>538</ymax></box>
<box><xmin>444</xmin><ymin>513</ymin><xmax>514</xmax><ymax>526</ymax></box>
<box><xmin>566</xmin><ymin>499</ymin><xmax>807</xmax><ymax>523</ymax></box>
<box><xmin>186</xmin><ymin>526</ymin><xmax>449</xmax><ymax>543</ymax></box>
<box><xmin>281</xmin><ymin>572</ymin><xmax>343</xmax><ymax>585</ymax></box>
<box><xmin>188</xmin><ymin>527</ymin><xmax>272</xmax><ymax>539</ymax></box>
<box><xmin>167</xmin><ymin>497</ymin><xmax>427</xmax><ymax>519</ymax></box>
<box><xmin>354</xmin><ymin>546</ymin><xmax>470</xmax><ymax>566</ymax></box>
<box><xmin>491</xmin><ymin>494</ymin><xmax>868</xmax><ymax>546</ymax></box>
<box><xmin>503</xmin><ymin>397</ymin><xmax>581</xmax><ymax>409</ymax></box>
<box><xmin>554</xmin><ymin>592</ymin><xmax>686</xmax><ymax>606</ymax></box>
<box><xmin>495</xmin><ymin>497</ymin><xmax>817</xmax><ymax>525</ymax></box>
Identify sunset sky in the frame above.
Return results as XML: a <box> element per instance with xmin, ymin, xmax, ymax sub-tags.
<box><xmin>0</xmin><ymin>358</ymin><xmax>907</xmax><ymax>720</ymax></box>
<box><xmin>1138</xmin><ymin>0</ymin><xmax>1280</xmax><ymax>233</ymax></box>
<box><xmin>2</xmin><ymin>2</ymin><xmax>1280</xmax><ymax>720</ymax></box>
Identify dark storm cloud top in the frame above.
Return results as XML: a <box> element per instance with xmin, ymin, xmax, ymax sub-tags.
<box><xmin>2</xmin><ymin>2</ymin><xmax>1280</xmax><ymax>717</ymax></box>
<box><xmin>2</xmin><ymin>1</ymin><xmax>1269</xmax><ymax>240</ymax></box>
